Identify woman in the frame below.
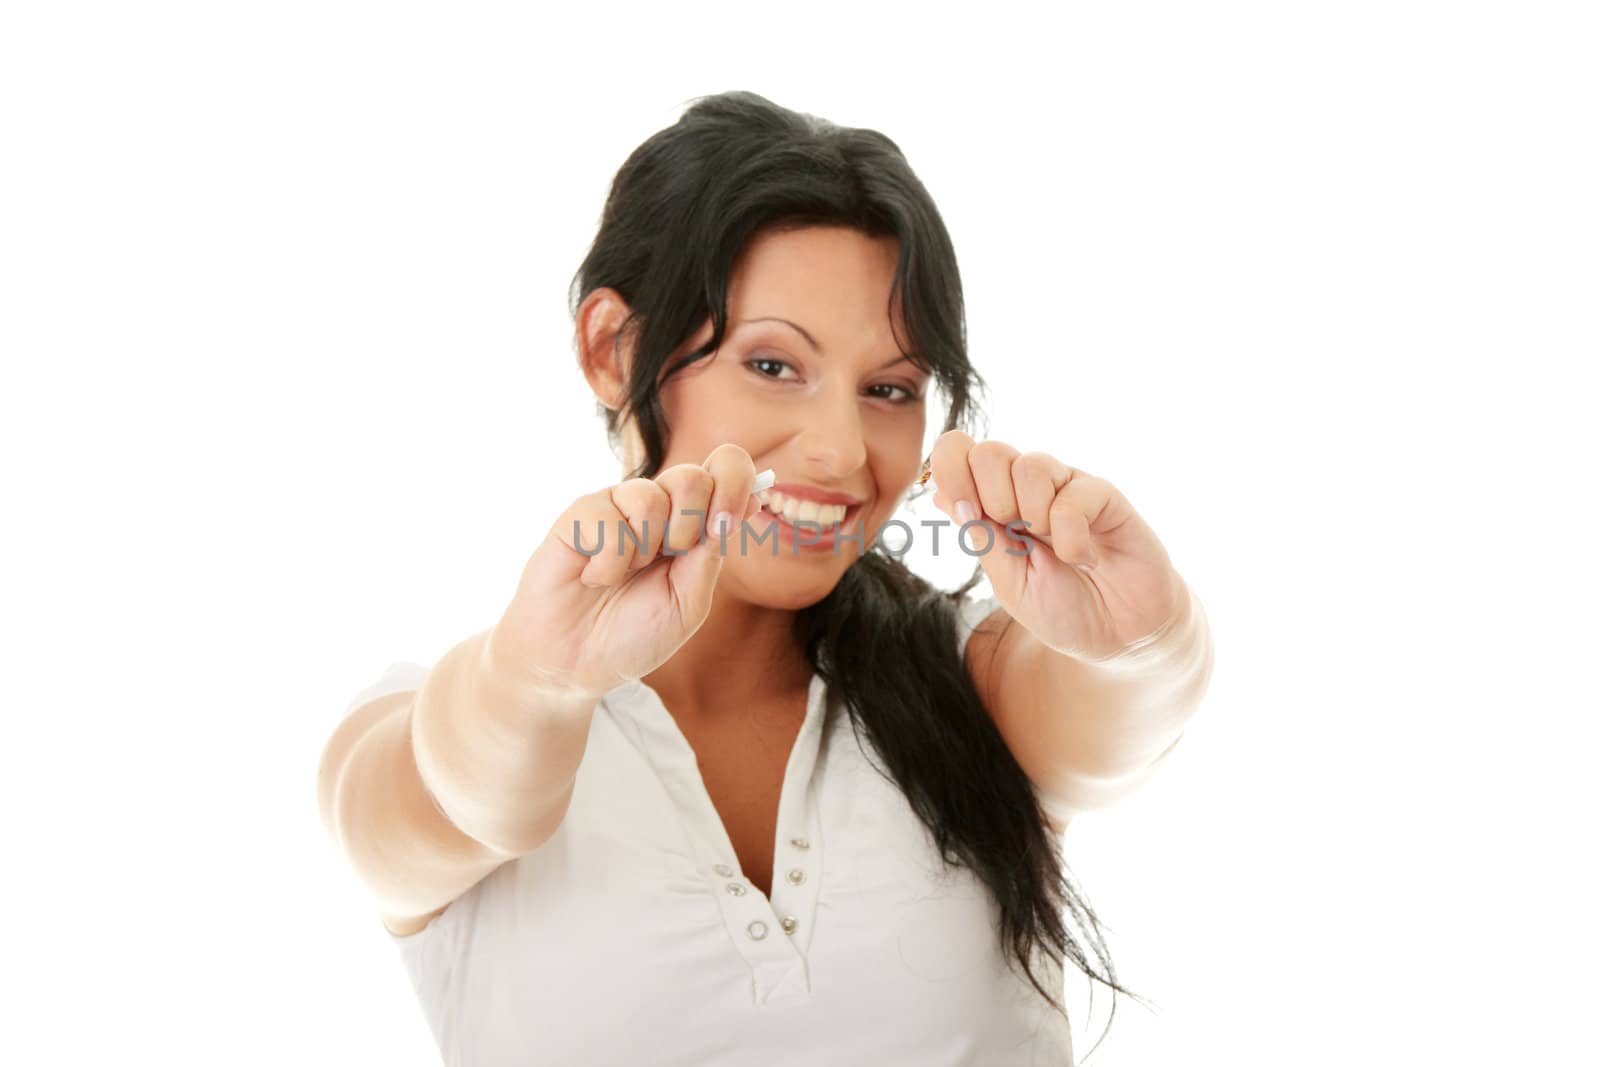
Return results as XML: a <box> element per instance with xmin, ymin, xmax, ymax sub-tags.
<box><xmin>318</xmin><ymin>90</ymin><xmax>1214</xmax><ymax>1066</ymax></box>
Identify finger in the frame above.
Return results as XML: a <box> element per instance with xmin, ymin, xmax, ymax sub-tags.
<box><xmin>664</xmin><ymin>512</ymin><xmax>729</xmax><ymax>626</ymax></box>
<box><xmin>928</xmin><ymin>429</ymin><xmax>978</xmax><ymax>520</ymax></box>
<box><xmin>925</xmin><ymin>432</ymin><xmax>1022</xmax><ymax>597</ymax></box>
<box><xmin>547</xmin><ymin>488</ymin><xmax>634</xmax><ymax>588</ymax></box>
<box><xmin>701</xmin><ymin>442</ymin><xmax>758</xmax><ymax>537</ymax></box>
<box><xmin>968</xmin><ymin>440</ymin><xmax>1022</xmax><ymax>525</ymax></box>
<box><xmin>655</xmin><ymin>463</ymin><xmax>716</xmax><ymax>555</ymax></box>
<box><xmin>610</xmin><ymin>477</ymin><xmax>670</xmax><ymax>570</ymax></box>
<box><xmin>659</xmin><ymin>444</ymin><xmax>761</xmax><ymax>627</ymax></box>
<box><xmin>1048</xmin><ymin>474</ymin><xmax>1117</xmax><ymax>567</ymax></box>
<box><xmin>1013</xmin><ymin>451</ymin><xmax>1075</xmax><ymax>547</ymax></box>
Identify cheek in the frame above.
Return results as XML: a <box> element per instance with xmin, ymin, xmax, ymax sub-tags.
<box><xmin>868</xmin><ymin>416</ymin><xmax>926</xmax><ymax>486</ymax></box>
<box><xmin>657</xmin><ymin>369</ymin><xmax>767</xmax><ymax>462</ymax></box>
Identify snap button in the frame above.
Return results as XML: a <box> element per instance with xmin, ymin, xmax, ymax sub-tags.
<box><xmin>786</xmin><ymin>868</ymin><xmax>806</xmax><ymax>886</ymax></box>
<box><xmin>747</xmin><ymin>920</ymin><xmax>768</xmax><ymax>940</ymax></box>
<box><xmin>789</xmin><ymin>836</ymin><xmax>810</xmax><ymax>850</ymax></box>
<box><xmin>712</xmin><ymin>863</ymin><xmax>733</xmax><ymax>877</ymax></box>
<box><xmin>780</xmin><ymin>915</ymin><xmax>798</xmax><ymax>935</ymax></box>
<box><xmin>725</xmin><ymin>882</ymin><xmax>746</xmax><ymax>896</ymax></box>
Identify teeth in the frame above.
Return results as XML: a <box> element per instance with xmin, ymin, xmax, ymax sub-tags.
<box><xmin>756</xmin><ymin>489</ymin><xmax>849</xmax><ymax>527</ymax></box>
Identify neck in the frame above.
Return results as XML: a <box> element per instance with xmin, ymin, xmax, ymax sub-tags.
<box><xmin>641</xmin><ymin>592</ymin><xmax>813</xmax><ymax>721</ymax></box>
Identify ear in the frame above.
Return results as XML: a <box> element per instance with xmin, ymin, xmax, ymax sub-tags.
<box><xmin>576</xmin><ymin>287</ymin><xmax>634</xmax><ymax>411</ymax></box>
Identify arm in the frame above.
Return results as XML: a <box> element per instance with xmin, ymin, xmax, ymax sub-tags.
<box><xmin>969</xmin><ymin>579</ymin><xmax>1214</xmax><ymax>817</ymax></box>
<box><xmin>316</xmin><ymin>628</ymin><xmax>600</xmax><ymax>935</ymax></box>
<box><xmin>318</xmin><ymin>446</ymin><xmax>765</xmax><ymax>936</ymax></box>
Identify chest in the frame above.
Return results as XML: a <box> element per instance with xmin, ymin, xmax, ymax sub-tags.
<box><xmin>447</xmin><ymin>699</ymin><xmax>1055</xmax><ymax>1047</ymax></box>
<box><xmin>676</xmin><ymin>712</ymin><xmax>803</xmax><ymax>899</ymax></box>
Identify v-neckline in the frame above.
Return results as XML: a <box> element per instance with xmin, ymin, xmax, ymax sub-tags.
<box><xmin>608</xmin><ymin>672</ymin><xmax>828</xmax><ymax>893</ymax></box>
<box><xmin>601</xmin><ymin>672</ymin><xmax>830</xmax><ymax>1004</ymax></box>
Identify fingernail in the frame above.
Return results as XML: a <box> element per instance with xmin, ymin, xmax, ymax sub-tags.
<box><xmin>714</xmin><ymin>511</ymin><xmax>733</xmax><ymax>536</ymax></box>
<box><xmin>955</xmin><ymin>499</ymin><xmax>979</xmax><ymax>525</ymax></box>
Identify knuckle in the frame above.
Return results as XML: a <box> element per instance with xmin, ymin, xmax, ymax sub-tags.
<box><xmin>614</xmin><ymin>479</ymin><xmax>665</xmax><ymax>521</ymax></box>
<box><xmin>681</xmin><ymin>475</ymin><xmax>716</xmax><ymax>507</ymax></box>
<box><xmin>658</xmin><ymin>464</ymin><xmax>712</xmax><ymax>498</ymax></box>
<box><xmin>610</xmin><ymin>478</ymin><xmax>653</xmax><ymax>511</ymax></box>
<box><xmin>1016</xmin><ymin>451</ymin><xmax>1052</xmax><ymax>472</ymax></box>
<box><xmin>640</xmin><ymin>489</ymin><xmax>671</xmax><ymax>523</ymax></box>
<box><xmin>1014</xmin><ymin>454</ymin><xmax>1056</xmax><ymax>486</ymax></box>
<box><xmin>652</xmin><ymin>465</ymin><xmax>690</xmax><ymax>491</ymax></box>
<box><xmin>969</xmin><ymin>440</ymin><xmax>1015</xmax><ymax>466</ymax></box>
<box><xmin>707</xmin><ymin>442</ymin><xmax>753</xmax><ymax>467</ymax></box>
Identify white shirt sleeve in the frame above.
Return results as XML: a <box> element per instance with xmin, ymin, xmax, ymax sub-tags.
<box><xmin>951</xmin><ymin>591</ymin><xmax>1003</xmax><ymax>662</ymax></box>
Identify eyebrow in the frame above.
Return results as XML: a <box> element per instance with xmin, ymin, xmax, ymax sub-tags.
<box><xmin>738</xmin><ymin>316</ymin><xmax>921</xmax><ymax>373</ymax></box>
<box><xmin>743</xmin><ymin>316</ymin><xmax>823</xmax><ymax>353</ymax></box>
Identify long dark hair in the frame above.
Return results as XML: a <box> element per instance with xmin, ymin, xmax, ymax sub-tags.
<box><xmin>569</xmin><ymin>90</ymin><xmax>1144</xmax><ymax>1058</ymax></box>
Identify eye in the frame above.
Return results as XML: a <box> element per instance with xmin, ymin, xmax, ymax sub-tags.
<box><xmin>746</xmin><ymin>356</ymin><xmax>799</xmax><ymax>382</ymax></box>
<box><xmin>866</xmin><ymin>382</ymin><xmax>922</xmax><ymax>404</ymax></box>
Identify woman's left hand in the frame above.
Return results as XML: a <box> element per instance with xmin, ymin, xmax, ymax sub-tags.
<box><xmin>927</xmin><ymin>430</ymin><xmax>1187</xmax><ymax>661</ymax></box>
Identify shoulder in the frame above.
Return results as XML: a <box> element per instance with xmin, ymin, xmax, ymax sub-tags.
<box><xmin>949</xmin><ymin>590</ymin><xmax>1006</xmax><ymax>659</ymax></box>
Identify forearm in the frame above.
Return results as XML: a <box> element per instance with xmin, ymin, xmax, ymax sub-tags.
<box><xmin>324</xmin><ymin>629</ymin><xmax>599</xmax><ymax>920</ymax></box>
<box><xmin>1032</xmin><ymin>578</ymin><xmax>1215</xmax><ymax>781</ymax></box>
<box><xmin>408</xmin><ymin>629</ymin><xmax>600</xmax><ymax>857</ymax></box>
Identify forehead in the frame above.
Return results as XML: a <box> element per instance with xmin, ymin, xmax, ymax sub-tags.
<box><xmin>727</xmin><ymin>225</ymin><xmax>907</xmax><ymax>341</ymax></box>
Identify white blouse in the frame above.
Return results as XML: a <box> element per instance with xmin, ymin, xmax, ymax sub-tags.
<box><xmin>364</xmin><ymin>592</ymin><xmax>1074</xmax><ymax>1066</ymax></box>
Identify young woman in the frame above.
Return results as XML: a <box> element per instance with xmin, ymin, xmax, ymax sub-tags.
<box><xmin>317</xmin><ymin>90</ymin><xmax>1214</xmax><ymax>1066</ymax></box>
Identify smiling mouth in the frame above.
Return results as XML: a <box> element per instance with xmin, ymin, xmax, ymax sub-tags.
<box><xmin>751</xmin><ymin>499</ymin><xmax>865</xmax><ymax>544</ymax></box>
<box><xmin>754</xmin><ymin>488</ymin><xmax>862</xmax><ymax>523</ymax></box>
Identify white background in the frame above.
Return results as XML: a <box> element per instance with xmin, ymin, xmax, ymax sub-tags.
<box><xmin>3</xmin><ymin>2</ymin><xmax>1595</xmax><ymax>1064</ymax></box>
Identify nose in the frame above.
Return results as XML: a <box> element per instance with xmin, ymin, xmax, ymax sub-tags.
<box><xmin>795</xmin><ymin>389</ymin><xmax>868</xmax><ymax>480</ymax></box>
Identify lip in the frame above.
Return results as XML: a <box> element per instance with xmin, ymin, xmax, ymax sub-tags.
<box><xmin>765</xmin><ymin>482</ymin><xmax>864</xmax><ymax>507</ymax></box>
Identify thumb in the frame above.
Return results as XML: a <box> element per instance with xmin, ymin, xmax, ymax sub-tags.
<box><xmin>665</xmin><ymin>510</ymin><xmax>735</xmax><ymax>625</ymax></box>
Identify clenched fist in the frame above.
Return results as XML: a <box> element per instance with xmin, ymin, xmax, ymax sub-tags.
<box><xmin>486</xmin><ymin>444</ymin><xmax>768</xmax><ymax>700</ymax></box>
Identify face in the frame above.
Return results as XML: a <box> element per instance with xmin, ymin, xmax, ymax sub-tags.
<box><xmin>640</xmin><ymin>225</ymin><xmax>930</xmax><ymax>609</ymax></box>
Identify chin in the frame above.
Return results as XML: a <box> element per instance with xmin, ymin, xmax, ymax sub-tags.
<box><xmin>719</xmin><ymin>555</ymin><xmax>855</xmax><ymax>611</ymax></box>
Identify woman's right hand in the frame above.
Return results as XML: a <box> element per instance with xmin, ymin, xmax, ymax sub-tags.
<box><xmin>486</xmin><ymin>444</ymin><xmax>762</xmax><ymax>700</ymax></box>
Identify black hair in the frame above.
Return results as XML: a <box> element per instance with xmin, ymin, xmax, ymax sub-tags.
<box><xmin>569</xmin><ymin>90</ymin><xmax>1146</xmax><ymax>1060</ymax></box>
